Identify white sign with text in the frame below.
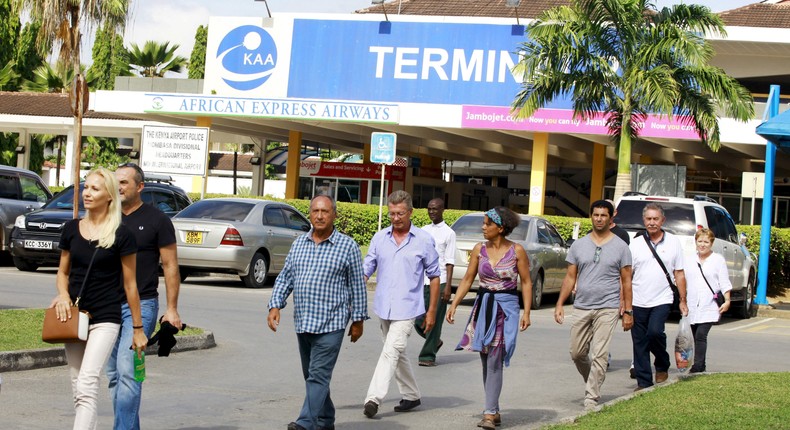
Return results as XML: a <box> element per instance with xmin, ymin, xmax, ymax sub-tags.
<box><xmin>140</xmin><ymin>125</ymin><xmax>209</xmax><ymax>176</ymax></box>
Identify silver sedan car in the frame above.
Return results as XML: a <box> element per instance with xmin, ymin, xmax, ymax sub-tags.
<box><xmin>450</xmin><ymin>212</ymin><xmax>570</xmax><ymax>309</ymax></box>
<box><xmin>172</xmin><ymin>198</ymin><xmax>310</xmax><ymax>288</ymax></box>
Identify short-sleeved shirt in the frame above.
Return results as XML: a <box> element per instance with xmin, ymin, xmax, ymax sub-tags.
<box><xmin>686</xmin><ymin>252</ymin><xmax>732</xmax><ymax>324</ymax></box>
<box><xmin>422</xmin><ymin>220</ymin><xmax>456</xmax><ymax>285</ymax></box>
<box><xmin>59</xmin><ymin>219</ymin><xmax>137</xmax><ymax>324</ymax></box>
<box><xmin>630</xmin><ymin>231</ymin><xmax>685</xmax><ymax>307</ymax></box>
<box><xmin>364</xmin><ymin>223</ymin><xmax>440</xmax><ymax>320</ymax></box>
<box><xmin>268</xmin><ymin>228</ymin><xmax>368</xmax><ymax>334</ymax></box>
<box><xmin>567</xmin><ymin>234</ymin><xmax>632</xmax><ymax>309</ymax></box>
<box><xmin>122</xmin><ymin>203</ymin><xmax>177</xmax><ymax>301</ymax></box>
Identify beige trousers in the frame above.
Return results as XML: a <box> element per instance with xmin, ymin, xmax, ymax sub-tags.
<box><xmin>569</xmin><ymin>308</ymin><xmax>619</xmax><ymax>403</ymax></box>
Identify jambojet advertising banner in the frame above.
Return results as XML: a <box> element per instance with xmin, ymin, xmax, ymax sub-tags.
<box><xmin>203</xmin><ymin>15</ymin><xmax>699</xmax><ymax>137</ymax></box>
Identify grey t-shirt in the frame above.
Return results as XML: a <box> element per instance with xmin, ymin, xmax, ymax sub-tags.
<box><xmin>567</xmin><ymin>234</ymin><xmax>632</xmax><ymax>310</ymax></box>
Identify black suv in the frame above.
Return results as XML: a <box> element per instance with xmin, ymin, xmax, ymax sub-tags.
<box><xmin>0</xmin><ymin>165</ymin><xmax>52</xmax><ymax>253</ymax></box>
<box><xmin>9</xmin><ymin>177</ymin><xmax>191</xmax><ymax>271</ymax></box>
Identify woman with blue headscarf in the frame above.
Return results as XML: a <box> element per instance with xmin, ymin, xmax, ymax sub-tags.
<box><xmin>447</xmin><ymin>206</ymin><xmax>533</xmax><ymax>430</ymax></box>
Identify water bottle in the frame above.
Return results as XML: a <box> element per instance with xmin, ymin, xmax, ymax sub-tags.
<box><xmin>133</xmin><ymin>351</ymin><xmax>146</xmax><ymax>382</ymax></box>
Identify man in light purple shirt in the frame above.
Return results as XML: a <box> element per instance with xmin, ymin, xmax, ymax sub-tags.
<box><xmin>362</xmin><ymin>190</ymin><xmax>440</xmax><ymax>420</ymax></box>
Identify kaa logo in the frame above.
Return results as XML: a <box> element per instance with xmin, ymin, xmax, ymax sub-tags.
<box><xmin>216</xmin><ymin>25</ymin><xmax>278</xmax><ymax>91</ymax></box>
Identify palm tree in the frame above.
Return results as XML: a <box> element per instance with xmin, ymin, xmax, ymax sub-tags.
<box><xmin>511</xmin><ymin>0</ymin><xmax>754</xmax><ymax>200</ymax></box>
<box><xmin>0</xmin><ymin>60</ymin><xmax>19</xmax><ymax>90</ymax></box>
<box><xmin>127</xmin><ymin>40</ymin><xmax>187</xmax><ymax>77</ymax></box>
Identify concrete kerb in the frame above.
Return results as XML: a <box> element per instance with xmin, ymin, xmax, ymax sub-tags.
<box><xmin>0</xmin><ymin>331</ymin><xmax>216</xmax><ymax>373</ymax></box>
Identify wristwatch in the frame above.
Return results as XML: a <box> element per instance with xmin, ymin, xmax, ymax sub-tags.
<box><xmin>623</xmin><ymin>310</ymin><xmax>633</xmax><ymax>316</ymax></box>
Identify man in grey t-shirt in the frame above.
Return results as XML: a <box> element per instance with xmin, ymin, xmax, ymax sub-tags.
<box><xmin>555</xmin><ymin>200</ymin><xmax>633</xmax><ymax>411</ymax></box>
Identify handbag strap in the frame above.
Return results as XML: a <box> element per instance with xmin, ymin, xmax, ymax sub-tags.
<box><xmin>697</xmin><ymin>261</ymin><xmax>718</xmax><ymax>297</ymax></box>
<box><xmin>642</xmin><ymin>232</ymin><xmax>674</xmax><ymax>289</ymax></box>
<box><xmin>74</xmin><ymin>247</ymin><xmax>100</xmax><ymax>307</ymax></box>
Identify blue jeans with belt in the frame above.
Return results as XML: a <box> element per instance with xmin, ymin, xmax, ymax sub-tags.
<box><xmin>295</xmin><ymin>329</ymin><xmax>344</xmax><ymax>430</ymax></box>
<box><xmin>630</xmin><ymin>304</ymin><xmax>671</xmax><ymax>388</ymax></box>
<box><xmin>106</xmin><ymin>299</ymin><xmax>159</xmax><ymax>430</ymax></box>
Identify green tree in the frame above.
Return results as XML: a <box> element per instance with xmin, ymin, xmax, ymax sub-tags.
<box><xmin>22</xmin><ymin>62</ymin><xmax>73</xmax><ymax>93</ymax></box>
<box><xmin>188</xmin><ymin>25</ymin><xmax>207</xmax><ymax>79</ymax></box>
<box><xmin>128</xmin><ymin>40</ymin><xmax>187</xmax><ymax>77</ymax></box>
<box><xmin>0</xmin><ymin>61</ymin><xmax>19</xmax><ymax>90</ymax></box>
<box><xmin>13</xmin><ymin>0</ymin><xmax>129</xmax><ymax>71</ymax></box>
<box><xmin>88</xmin><ymin>21</ymin><xmax>130</xmax><ymax>90</ymax></box>
<box><xmin>512</xmin><ymin>0</ymin><xmax>754</xmax><ymax>200</ymax></box>
<box><xmin>14</xmin><ymin>21</ymin><xmax>46</xmax><ymax>84</ymax></box>
<box><xmin>0</xmin><ymin>0</ymin><xmax>20</xmax><ymax>66</ymax></box>
<box><xmin>83</xmin><ymin>136</ymin><xmax>126</xmax><ymax>169</ymax></box>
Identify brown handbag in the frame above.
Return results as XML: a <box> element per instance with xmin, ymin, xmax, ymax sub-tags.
<box><xmin>42</xmin><ymin>248</ymin><xmax>98</xmax><ymax>344</ymax></box>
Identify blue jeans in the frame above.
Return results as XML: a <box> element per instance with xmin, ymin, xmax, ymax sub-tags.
<box><xmin>107</xmin><ymin>299</ymin><xmax>158</xmax><ymax>430</ymax></box>
<box><xmin>296</xmin><ymin>329</ymin><xmax>344</xmax><ymax>430</ymax></box>
<box><xmin>630</xmin><ymin>304</ymin><xmax>671</xmax><ymax>388</ymax></box>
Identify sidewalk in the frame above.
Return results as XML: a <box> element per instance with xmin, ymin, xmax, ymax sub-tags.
<box><xmin>0</xmin><ymin>331</ymin><xmax>215</xmax><ymax>372</ymax></box>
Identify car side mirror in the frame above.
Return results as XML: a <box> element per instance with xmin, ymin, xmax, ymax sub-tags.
<box><xmin>566</xmin><ymin>238</ymin><xmax>575</xmax><ymax>247</ymax></box>
<box><xmin>301</xmin><ymin>224</ymin><xmax>310</xmax><ymax>232</ymax></box>
<box><xmin>739</xmin><ymin>233</ymin><xmax>748</xmax><ymax>246</ymax></box>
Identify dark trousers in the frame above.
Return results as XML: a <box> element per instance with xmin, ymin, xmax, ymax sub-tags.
<box><xmin>690</xmin><ymin>323</ymin><xmax>713</xmax><ymax>373</ymax></box>
<box><xmin>631</xmin><ymin>304</ymin><xmax>671</xmax><ymax>388</ymax></box>
<box><xmin>414</xmin><ymin>283</ymin><xmax>448</xmax><ymax>362</ymax></box>
<box><xmin>295</xmin><ymin>329</ymin><xmax>344</xmax><ymax>430</ymax></box>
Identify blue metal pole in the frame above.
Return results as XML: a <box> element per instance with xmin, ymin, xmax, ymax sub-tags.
<box><xmin>755</xmin><ymin>84</ymin><xmax>779</xmax><ymax>305</ymax></box>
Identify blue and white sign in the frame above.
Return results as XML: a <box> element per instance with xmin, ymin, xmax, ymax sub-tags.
<box><xmin>216</xmin><ymin>25</ymin><xmax>278</xmax><ymax>91</ymax></box>
<box><xmin>370</xmin><ymin>132</ymin><xmax>397</xmax><ymax>164</ymax></box>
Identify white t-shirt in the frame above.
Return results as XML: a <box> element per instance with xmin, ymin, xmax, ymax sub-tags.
<box><xmin>630</xmin><ymin>231</ymin><xmax>685</xmax><ymax>308</ymax></box>
<box><xmin>422</xmin><ymin>221</ymin><xmax>456</xmax><ymax>285</ymax></box>
<box><xmin>685</xmin><ymin>252</ymin><xmax>732</xmax><ymax>324</ymax></box>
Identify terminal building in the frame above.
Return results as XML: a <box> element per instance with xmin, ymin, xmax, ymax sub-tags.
<box><xmin>3</xmin><ymin>0</ymin><xmax>790</xmax><ymax>225</ymax></box>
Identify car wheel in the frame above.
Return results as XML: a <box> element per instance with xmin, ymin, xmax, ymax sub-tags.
<box><xmin>179</xmin><ymin>267</ymin><xmax>190</xmax><ymax>283</ymax></box>
<box><xmin>12</xmin><ymin>256</ymin><xmax>38</xmax><ymax>272</ymax></box>
<box><xmin>738</xmin><ymin>275</ymin><xmax>755</xmax><ymax>319</ymax></box>
<box><xmin>241</xmin><ymin>252</ymin><xmax>268</xmax><ymax>288</ymax></box>
<box><xmin>531</xmin><ymin>275</ymin><xmax>544</xmax><ymax>310</ymax></box>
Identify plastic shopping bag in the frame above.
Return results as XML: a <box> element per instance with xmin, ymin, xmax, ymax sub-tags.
<box><xmin>675</xmin><ymin>316</ymin><xmax>694</xmax><ymax>372</ymax></box>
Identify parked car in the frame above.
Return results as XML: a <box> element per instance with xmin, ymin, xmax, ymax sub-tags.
<box><xmin>0</xmin><ymin>165</ymin><xmax>52</xmax><ymax>253</ymax></box>
<box><xmin>172</xmin><ymin>198</ymin><xmax>310</xmax><ymax>288</ymax></box>
<box><xmin>450</xmin><ymin>212</ymin><xmax>570</xmax><ymax>309</ymax></box>
<box><xmin>9</xmin><ymin>177</ymin><xmax>190</xmax><ymax>271</ymax></box>
<box><xmin>613</xmin><ymin>194</ymin><xmax>756</xmax><ymax>318</ymax></box>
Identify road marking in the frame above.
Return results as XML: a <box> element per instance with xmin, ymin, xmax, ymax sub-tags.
<box><xmin>724</xmin><ymin>318</ymin><xmax>775</xmax><ymax>331</ymax></box>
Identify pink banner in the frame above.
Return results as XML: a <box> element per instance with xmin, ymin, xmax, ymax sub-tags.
<box><xmin>461</xmin><ymin>106</ymin><xmax>701</xmax><ymax>139</ymax></box>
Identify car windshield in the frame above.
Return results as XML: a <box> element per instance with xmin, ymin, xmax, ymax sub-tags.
<box><xmin>451</xmin><ymin>214</ymin><xmax>530</xmax><ymax>241</ymax></box>
<box><xmin>614</xmin><ymin>200</ymin><xmax>697</xmax><ymax>236</ymax></box>
<box><xmin>43</xmin><ymin>186</ymin><xmax>82</xmax><ymax>210</ymax></box>
<box><xmin>175</xmin><ymin>200</ymin><xmax>254</xmax><ymax>222</ymax></box>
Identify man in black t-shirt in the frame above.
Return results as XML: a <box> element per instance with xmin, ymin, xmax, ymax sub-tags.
<box><xmin>107</xmin><ymin>163</ymin><xmax>182</xmax><ymax>430</ymax></box>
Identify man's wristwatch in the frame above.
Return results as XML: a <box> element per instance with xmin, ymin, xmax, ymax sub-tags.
<box><xmin>623</xmin><ymin>310</ymin><xmax>633</xmax><ymax>316</ymax></box>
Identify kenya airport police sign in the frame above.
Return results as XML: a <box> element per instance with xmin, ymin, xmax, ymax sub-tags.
<box><xmin>140</xmin><ymin>125</ymin><xmax>209</xmax><ymax>176</ymax></box>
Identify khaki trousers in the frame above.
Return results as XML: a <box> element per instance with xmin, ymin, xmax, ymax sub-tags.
<box><xmin>568</xmin><ymin>308</ymin><xmax>619</xmax><ymax>403</ymax></box>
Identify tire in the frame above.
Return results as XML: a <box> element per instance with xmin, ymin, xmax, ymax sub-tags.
<box><xmin>241</xmin><ymin>252</ymin><xmax>268</xmax><ymax>288</ymax></box>
<box><xmin>738</xmin><ymin>275</ymin><xmax>755</xmax><ymax>319</ymax></box>
<box><xmin>12</xmin><ymin>256</ymin><xmax>38</xmax><ymax>272</ymax></box>
<box><xmin>531</xmin><ymin>275</ymin><xmax>544</xmax><ymax>310</ymax></box>
<box><xmin>179</xmin><ymin>267</ymin><xmax>190</xmax><ymax>283</ymax></box>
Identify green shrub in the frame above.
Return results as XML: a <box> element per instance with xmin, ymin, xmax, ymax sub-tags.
<box><xmin>738</xmin><ymin>225</ymin><xmax>790</xmax><ymax>297</ymax></box>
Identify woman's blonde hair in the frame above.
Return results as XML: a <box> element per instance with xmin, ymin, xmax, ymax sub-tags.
<box><xmin>695</xmin><ymin>227</ymin><xmax>715</xmax><ymax>243</ymax></box>
<box><xmin>85</xmin><ymin>167</ymin><xmax>122</xmax><ymax>249</ymax></box>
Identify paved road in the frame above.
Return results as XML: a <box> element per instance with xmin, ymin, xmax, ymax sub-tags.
<box><xmin>2</xmin><ymin>266</ymin><xmax>790</xmax><ymax>429</ymax></box>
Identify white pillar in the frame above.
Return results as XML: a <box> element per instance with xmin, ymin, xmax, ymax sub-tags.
<box><xmin>15</xmin><ymin>129</ymin><xmax>30</xmax><ymax>170</ymax></box>
<box><xmin>63</xmin><ymin>131</ymin><xmax>75</xmax><ymax>186</ymax></box>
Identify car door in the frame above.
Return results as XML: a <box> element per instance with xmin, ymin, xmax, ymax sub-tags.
<box><xmin>544</xmin><ymin>222</ymin><xmax>569</xmax><ymax>292</ymax></box>
<box><xmin>534</xmin><ymin>220</ymin><xmax>559</xmax><ymax>290</ymax></box>
<box><xmin>142</xmin><ymin>189</ymin><xmax>179</xmax><ymax>217</ymax></box>
<box><xmin>262</xmin><ymin>205</ymin><xmax>296</xmax><ymax>271</ymax></box>
<box><xmin>704</xmin><ymin>206</ymin><xmax>741</xmax><ymax>288</ymax></box>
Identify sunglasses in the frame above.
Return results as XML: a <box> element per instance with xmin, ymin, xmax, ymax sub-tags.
<box><xmin>594</xmin><ymin>246</ymin><xmax>602</xmax><ymax>264</ymax></box>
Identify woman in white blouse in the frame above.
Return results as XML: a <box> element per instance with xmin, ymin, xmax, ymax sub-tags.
<box><xmin>685</xmin><ymin>228</ymin><xmax>732</xmax><ymax>373</ymax></box>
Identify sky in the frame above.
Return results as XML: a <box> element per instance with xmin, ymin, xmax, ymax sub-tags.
<box><xmin>111</xmin><ymin>0</ymin><xmax>760</xmax><ymax>75</ymax></box>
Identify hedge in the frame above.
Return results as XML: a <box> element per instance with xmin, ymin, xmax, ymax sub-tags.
<box><xmin>189</xmin><ymin>193</ymin><xmax>789</xmax><ymax>296</ymax></box>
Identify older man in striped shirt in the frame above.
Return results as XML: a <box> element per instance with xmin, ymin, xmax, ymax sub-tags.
<box><xmin>268</xmin><ymin>195</ymin><xmax>368</xmax><ymax>430</ymax></box>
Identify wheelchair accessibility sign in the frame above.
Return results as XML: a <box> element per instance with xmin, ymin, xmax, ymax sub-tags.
<box><xmin>370</xmin><ymin>132</ymin><xmax>397</xmax><ymax>164</ymax></box>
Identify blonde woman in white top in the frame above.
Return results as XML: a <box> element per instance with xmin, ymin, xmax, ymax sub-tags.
<box><xmin>684</xmin><ymin>228</ymin><xmax>731</xmax><ymax>373</ymax></box>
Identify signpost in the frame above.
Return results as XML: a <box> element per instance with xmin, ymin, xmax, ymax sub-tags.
<box><xmin>140</xmin><ymin>125</ymin><xmax>210</xmax><ymax>199</ymax></box>
<box><xmin>370</xmin><ymin>132</ymin><xmax>397</xmax><ymax>229</ymax></box>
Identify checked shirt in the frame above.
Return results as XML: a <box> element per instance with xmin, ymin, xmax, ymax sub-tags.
<box><xmin>269</xmin><ymin>228</ymin><xmax>368</xmax><ymax>334</ymax></box>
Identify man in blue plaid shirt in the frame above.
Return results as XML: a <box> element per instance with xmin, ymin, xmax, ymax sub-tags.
<box><xmin>268</xmin><ymin>195</ymin><xmax>368</xmax><ymax>430</ymax></box>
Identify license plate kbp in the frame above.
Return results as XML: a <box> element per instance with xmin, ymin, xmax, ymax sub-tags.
<box><xmin>185</xmin><ymin>231</ymin><xmax>203</xmax><ymax>244</ymax></box>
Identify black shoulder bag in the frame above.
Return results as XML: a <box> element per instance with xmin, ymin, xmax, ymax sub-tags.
<box><xmin>697</xmin><ymin>262</ymin><xmax>726</xmax><ymax>308</ymax></box>
<box><xmin>642</xmin><ymin>233</ymin><xmax>680</xmax><ymax>308</ymax></box>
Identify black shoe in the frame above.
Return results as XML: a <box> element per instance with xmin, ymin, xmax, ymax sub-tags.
<box><xmin>364</xmin><ymin>401</ymin><xmax>378</xmax><ymax>418</ymax></box>
<box><xmin>629</xmin><ymin>367</ymin><xmax>636</xmax><ymax>379</ymax></box>
<box><xmin>394</xmin><ymin>398</ymin><xmax>421</xmax><ymax>412</ymax></box>
<box><xmin>287</xmin><ymin>422</ymin><xmax>306</xmax><ymax>430</ymax></box>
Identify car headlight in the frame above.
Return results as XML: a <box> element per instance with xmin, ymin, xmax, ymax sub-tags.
<box><xmin>14</xmin><ymin>214</ymin><xmax>26</xmax><ymax>229</ymax></box>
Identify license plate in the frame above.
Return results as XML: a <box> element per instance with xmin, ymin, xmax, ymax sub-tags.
<box><xmin>24</xmin><ymin>240</ymin><xmax>52</xmax><ymax>249</ymax></box>
<box><xmin>185</xmin><ymin>231</ymin><xmax>203</xmax><ymax>245</ymax></box>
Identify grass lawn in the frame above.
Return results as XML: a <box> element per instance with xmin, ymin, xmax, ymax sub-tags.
<box><xmin>0</xmin><ymin>308</ymin><xmax>203</xmax><ymax>352</ymax></box>
<box><xmin>545</xmin><ymin>372</ymin><xmax>790</xmax><ymax>430</ymax></box>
